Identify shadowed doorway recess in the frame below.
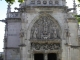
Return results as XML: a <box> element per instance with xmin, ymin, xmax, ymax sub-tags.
<box><xmin>34</xmin><ymin>53</ymin><xmax>44</xmax><ymax>60</ymax></box>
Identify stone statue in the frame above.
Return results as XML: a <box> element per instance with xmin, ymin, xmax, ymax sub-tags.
<box><xmin>33</xmin><ymin>27</ymin><xmax>38</xmax><ymax>39</ymax></box>
<box><xmin>52</xmin><ymin>25</ymin><xmax>58</xmax><ymax>38</ymax></box>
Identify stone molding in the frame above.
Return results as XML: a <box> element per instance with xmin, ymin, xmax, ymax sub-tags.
<box><xmin>29</xmin><ymin>39</ymin><xmax>61</xmax><ymax>43</ymax></box>
<box><xmin>18</xmin><ymin>6</ymin><xmax>67</xmax><ymax>12</ymax></box>
<box><xmin>3</xmin><ymin>47</ymin><xmax>19</xmax><ymax>49</ymax></box>
<box><xmin>67</xmin><ymin>18</ymin><xmax>77</xmax><ymax>23</ymax></box>
<box><xmin>6</xmin><ymin>19</ymin><xmax>21</xmax><ymax>22</ymax></box>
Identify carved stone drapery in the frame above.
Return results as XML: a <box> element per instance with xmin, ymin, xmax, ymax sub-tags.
<box><xmin>31</xmin><ymin>42</ymin><xmax>60</xmax><ymax>50</ymax></box>
<box><xmin>30</xmin><ymin>16</ymin><xmax>60</xmax><ymax>40</ymax></box>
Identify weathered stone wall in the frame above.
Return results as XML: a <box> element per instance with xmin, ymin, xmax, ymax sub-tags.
<box><xmin>5</xmin><ymin>49</ymin><xmax>20</xmax><ymax>60</ymax></box>
<box><xmin>4</xmin><ymin>19</ymin><xmax>21</xmax><ymax>60</ymax></box>
<box><xmin>7</xmin><ymin>20</ymin><xmax>21</xmax><ymax>47</ymax></box>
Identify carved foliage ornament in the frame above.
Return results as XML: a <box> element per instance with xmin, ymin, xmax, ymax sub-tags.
<box><xmin>31</xmin><ymin>43</ymin><xmax>60</xmax><ymax>50</ymax></box>
<box><xmin>30</xmin><ymin>16</ymin><xmax>60</xmax><ymax>40</ymax></box>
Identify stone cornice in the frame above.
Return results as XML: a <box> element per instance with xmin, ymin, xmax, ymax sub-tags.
<box><xmin>67</xmin><ymin>18</ymin><xmax>78</xmax><ymax>23</ymax></box>
<box><xmin>18</xmin><ymin>44</ymin><xmax>26</xmax><ymax>47</ymax></box>
<box><xmin>0</xmin><ymin>20</ymin><xmax>6</xmax><ymax>23</ymax></box>
<box><xmin>3</xmin><ymin>47</ymin><xmax>19</xmax><ymax>49</ymax></box>
<box><xmin>7</xmin><ymin>34</ymin><xmax>19</xmax><ymax>36</ymax></box>
<box><xmin>32</xmin><ymin>50</ymin><xmax>61</xmax><ymax>53</ymax></box>
<box><xmin>18</xmin><ymin>6</ymin><xmax>67</xmax><ymax>12</ymax></box>
<box><xmin>6</xmin><ymin>18</ymin><xmax>21</xmax><ymax>22</ymax></box>
<box><xmin>24</xmin><ymin>6</ymin><xmax>67</xmax><ymax>8</ymax></box>
<box><xmin>29</xmin><ymin>39</ymin><xmax>61</xmax><ymax>43</ymax></box>
<box><xmin>6</xmin><ymin>18</ymin><xmax>21</xmax><ymax>20</ymax></box>
<box><xmin>65</xmin><ymin>43</ymin><xmax>80</xmax><ymax>49</ymax></box>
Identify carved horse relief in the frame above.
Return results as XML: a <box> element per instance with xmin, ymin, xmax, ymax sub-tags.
<box><xmin>30</xmin><ymin>16</ymin><xmax>60</xmax><ymax>40</ymax></box>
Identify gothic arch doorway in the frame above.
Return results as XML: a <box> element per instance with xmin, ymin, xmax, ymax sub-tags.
<box><xmin>29</xmin><ymin>14</ymin><xmax>62</xmax><ymax>60</ymax></box>
<box><xmin>34</xmin><ymin>53</ymin><xmax>58</xmax><ymax>60</ymax></box>
<box><xmin>34</xmin><ymin>53</ymin><xmax>44</xmax><ymax>60</ymax></box>
<box><xmin>48</xmin><ymin>53</ymin><xmax>57</xmax><ymax>60</ymax></box>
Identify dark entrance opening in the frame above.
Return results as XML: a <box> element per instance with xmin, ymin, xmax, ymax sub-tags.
<box><xmin>48</xmin><ymin>53</ymin><xmax>57</xmax><ymax>60</ymax></box>
<box><xmin>34</xmin><ymin>53</ymin><xmax>44</xmax><ymax>60</ymax></box>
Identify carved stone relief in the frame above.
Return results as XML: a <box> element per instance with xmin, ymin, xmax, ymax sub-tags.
<box><xmin>30</xmin><ymin>16</ymin><xmax>60</xmax><ymax>40</ymax></box>
<box><xmin>31</xmin><ymin>42</ymin><xmax>60</xmax><ymax>50</ymax></box>
<box><xmin>30</xmin><ymin>0</ymin><xmax>60</xmax><ymax>5</ymax></box>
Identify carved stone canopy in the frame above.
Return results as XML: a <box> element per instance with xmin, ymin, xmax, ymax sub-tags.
<box><xmin>30</xmin><ymin>15</ymin><xmax>61</xmax><ymax>40</ymax></box>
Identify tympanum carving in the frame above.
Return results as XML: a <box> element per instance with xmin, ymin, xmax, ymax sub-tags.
<box><xmin>30</xmin><ymin>16</ymin><xmax>60</xmax><ymax>40</ymax></box>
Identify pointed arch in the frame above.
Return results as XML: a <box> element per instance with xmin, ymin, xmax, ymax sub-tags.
<box><xmin>27</xmin><ymin>13</ymin><xmax>62</xmax><ymax>40</ymax></box>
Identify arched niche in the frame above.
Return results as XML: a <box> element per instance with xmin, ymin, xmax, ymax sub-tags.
<box><xmin>30</xmin><ymin>14</ymin><xmax>61</xmax><ymax>40</ymax></box>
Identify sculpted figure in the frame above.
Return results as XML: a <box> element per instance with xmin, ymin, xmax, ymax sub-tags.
<box><xmin>54</xmin><ymin>28</ymin><xmax>57</xmax><ymax>38</ymax></box>
<box><xmin>52</xmin><ymin>25</ymin><xmax>58</xmax><ymax>38</ymax></box>
<box><xmin>33</xmin><ymin>27</ymin><xmax>38</xmax><ymax>39</ymax></box>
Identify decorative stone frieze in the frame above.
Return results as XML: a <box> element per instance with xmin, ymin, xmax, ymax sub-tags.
<box><xmin>7</xmin><ymin>12</ymin><xmax>21</xmax><ymax>18</ymax></box>
<box><xmin>37</xmin><ymin>0</ymin><xmax>41</xmax><ymax>4</ymax></box>
<box><xmin>31</xmin><ymin>42</ymin><xmax>60</xmax><ymax>50</ymax></box>
<box><xmin>21</xmin><ymin>0</ymin><xmax>66</xmax><ymax>7</ymax></box>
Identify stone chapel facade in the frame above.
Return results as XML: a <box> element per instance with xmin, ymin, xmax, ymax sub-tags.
<box><xmin>3</xmin><ymin>0</ymin><xmax>80</xmax><ymax>60</ymax></box>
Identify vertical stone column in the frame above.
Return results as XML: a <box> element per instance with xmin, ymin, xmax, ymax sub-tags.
<box><xmin>32</xmin><ymin>53</ymin><xmax>34</xmax><ymax>60</ymax></box>
<box><xmin>20</xmin><ymin>12</ymin><xmax>27</xmax><ymax>60</ymax></box>
<box><xmin>44</xmin><ymin>53</ymin><xmax>47</xmax><ymax>60</ymax></box>
<box><xmin>67</xmin><ymin>17</ymin><xmax>79</xmax><ymax>60</ymax></box>
<box><xmin>68</xmin><ymin>46</ymin><xmax>70</xmax><ymax>60</ymax></box>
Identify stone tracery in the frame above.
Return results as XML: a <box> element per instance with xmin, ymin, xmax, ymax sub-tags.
<box><xmin>30</xmin><ymin>16</ymin><xmax>60</xmax><ymax>40</ymax></box>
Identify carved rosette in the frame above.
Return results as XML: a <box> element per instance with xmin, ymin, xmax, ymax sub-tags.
<box><xmin>30</xmin><ymin>16</ymin><xmax>60</xmax><ymax>40</ymax></box>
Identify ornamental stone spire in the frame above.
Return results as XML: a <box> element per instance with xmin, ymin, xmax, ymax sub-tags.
<box><xmin>73</xmin><ymin>0</ymin><xmax>77</xmax><ymax>14</ymax></box>
<box><xmin>7</xmin><ymin>3</ymin><xmax>11</xmax><ymax>13</ymax></box>
<box><xmin>7</xmin><ymin>3</ymin><xmax>11</xmax><ymax>18</ymax></box>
